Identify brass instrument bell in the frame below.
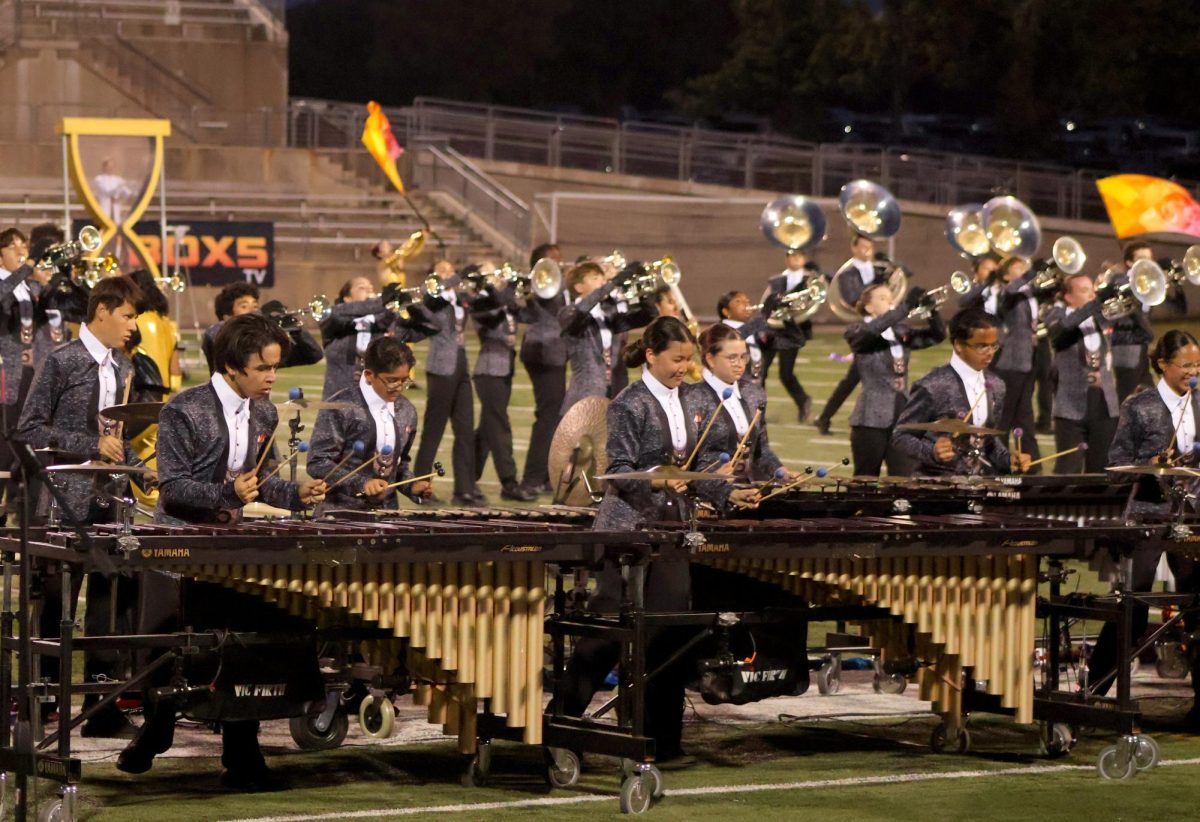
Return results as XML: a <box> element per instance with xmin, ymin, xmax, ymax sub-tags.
<box><xmin>980</xmin><ymin>195</ymin><xmax>1041</xmax><ymax>258</ymax></box>
<box><xmin>761</xmin><ymin>195</ymin><xmax>827</xmax><ymax>252</ymax></box>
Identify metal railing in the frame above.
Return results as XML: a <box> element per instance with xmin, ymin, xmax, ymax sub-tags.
<box><xmin>0</xmin><ymin>0</ymin><xmax>285</xmax><ymax>43</ymax></box>
<box><xmin>287</xmin><ymin>96</ymin><xmax>1200</xmax><ymax>226</ymax></box>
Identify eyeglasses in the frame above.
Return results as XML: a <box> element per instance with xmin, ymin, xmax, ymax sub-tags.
<box><xmin>719</xmin><ymin>354</ymin><xmax>750</xmax><ymax>365</ymax></box>
<box><xmin>1168</xmin><ymin>360</ymin><xmax>1200</xmax><ymax>372</ymax></box>
<box><xmin>963</xmin><ymin>343</ymin><xmax>1000</xmax><ymax>354</ymax></box>
<box><xmin>379</xmin><ymin>376</ymin><xmax>414</xmax><ymax>391</ymax></box>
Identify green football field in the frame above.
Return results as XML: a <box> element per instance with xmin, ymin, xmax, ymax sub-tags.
<box><xmin>33</xmin><ymin>322</ymin><xmax>1200</xmax><ymax>820</ymax></box>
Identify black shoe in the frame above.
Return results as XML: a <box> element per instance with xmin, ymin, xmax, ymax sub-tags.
<box><xmin>814</xmin><ymin>417</ymin><xmax>831</xmax><ymax>435</ymax></box>
<box><xmin>532</xmin><ymin>481</ymin><xmax>552</xmax><ymax>496</ymax></box>
<box><xmin>116</xmin><ymin>745</ymin><xmax>155</xmax><ymax>775</ymax></box>
<box><xmin>219</xmin><ymin>766</ymin><xmax>288</xmax><ymax>793</ymax></box>
<box><xmin>798</xmin><ymin>397</ymin><xmax>813</xmax><ymax>424</ymax></box>
<box><xmin>81</xmin><ymin>712</ymin><xmax>137</xmax><ymax>739</ymax></box>
<box><xmin>1183</xmin><ymin>705</ymin><xmax>1200</xmax><ymax>732</ymax></box>
<box><xmin>451</xmin><ymin>494</ymin><xmax>477</xmax><ymax>507</ymax></box>
<box><xmin>470</xmin><ymin>491</ymin><xmax>490</xmax><ymax>507</ymax></box>
<box><xmin>655</xmin><ymin>751</ymin><xmax>698</xmax><ymax>770</ymax></box>
<box><xmin>501</xmin><ymin>481</ymin><xmax>537</xmax><ymax>502</ymax></box>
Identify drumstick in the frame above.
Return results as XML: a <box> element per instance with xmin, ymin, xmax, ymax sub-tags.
<box><xmin>358</xmin><ymin>462</ymin><xmax>446</xmax><ymax>495</ymax></box>
<box><xmin>257</xmin><ymin>442</ymin><xmax>310</xmax><ymax>483</ymax></box>
<box><xmin>732</xmin><ymin>466</ymin><xmax>787</xmax><ymax>508</ymax></box>
<box><xmin>729</xmin><ymin>407</ymin><xmax>764</xmax><ymax>468</ymax></box>
<box><xmin>326</xmin><ymin>444</ymin><xmax>394</xmax><ymax>491</ymax></box>
<box><xmin>1024</xmin><ymin>442</ymin><xmax>1086</xmax><ymax>469</ymax></box>
<box><xmin>684</xmin><ymin>387</ymin><xmax>733</xmax><ymax>469</ymax></box>
<box><xmin>252</xmin><ymin>427</ymin><xmax>278</xmax><ymax>476</ymax></box>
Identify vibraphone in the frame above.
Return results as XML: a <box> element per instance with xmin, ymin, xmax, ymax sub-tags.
<box><xmin>0</xmin><ymin>505</ymin><xmax>1161</xmax><ymax>816</ymax></box>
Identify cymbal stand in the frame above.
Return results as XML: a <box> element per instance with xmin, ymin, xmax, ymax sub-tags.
<box><xmin>287</xmin><ymin>411</ymin><xmax>304</xmax><ymax>484</ymax></box>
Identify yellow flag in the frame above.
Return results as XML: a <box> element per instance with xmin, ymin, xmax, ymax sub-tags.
<box><xmin>361</xmin><ymin>100</ymin><xmax>405</xmax><ymax>194</ymax></box>
<box><xmin>1096</xmin><ymin>174</ymin><xmax>1200</xmax><ymax>238</ymax></box>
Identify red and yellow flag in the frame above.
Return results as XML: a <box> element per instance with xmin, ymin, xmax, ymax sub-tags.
<box><xmin>361</xmin><ymin>100</ymin><xmax>405</xmax><ymax>194</ymax></box>
<box><xmin>1096</xmin><ymin>174</ymin><xmax>1200</xmax><ymax>238</ymax></box>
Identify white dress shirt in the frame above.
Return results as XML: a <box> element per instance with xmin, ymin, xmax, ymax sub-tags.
<box><xmin>353</xmin><ymin>315</ymin><xmax>374</xmax><ymax>353</ymax></box>
<box><xmin>783</xmin><ymin>267</ymin><xmax>807</xmax><ymax>293</ymax></box>
<box><xmin>983</xmin><ymin>284</ymin><xmax>999</xmax><ymax>316</ymax></box>
<box><xmin>79</xmin><ymin>323</ymin><xmax>118</xmax><ymax>416</ymax></box>
<box><xmin>211</xmin><ymin>372</ymin><xmax>251</xmax><ymax>474</ymax></box>
<box><xmin>642</xmin><ymin>366</ymin><xmax>688</xmax><ymax>450</ymax></box>
<box><xmin>852</xmin><ymin>258</ymin><xmax>876</xmax><ymax>285</ymax></box>
<box><xmin>1158</xmin><ymin>377</ymin><xmax>1196</xmax><ymax>455</ymax></box>
<box><xmin>702</xmin><ymin>368</ymin><xmax>749</xmax><ymax>435</ymax></box>
<box><xmin>872</xmin><ymin>318</ymin><xmax>905</xmax><ymax>360</ymax></box>
<box><xmin>949</xmin><ymin>352</ymin><xmax>989</xmax><ymax>426</ymax></box>
<box><xmin>588</xmin><ymin>302</ymin><xmax>613</xmax><ymax>355</ymax></box>
<box><xmin>359</xmin><ymin>374</ymin><xmax>396</xmax><ymax>454</ymax></box>
<box><xmin>446</xmin><ymin>287</ymin><xmax>465</xmax><ymax>323</ymax></box>
<box><xmin>0</xmin><ymin>266</ymin><xmax>33</xmax><ymax>330</ymax></box>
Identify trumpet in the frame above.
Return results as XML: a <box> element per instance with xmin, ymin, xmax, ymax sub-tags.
<box><xmin>907</xmin><ymin>271</ymin><xmax>973</xmax><ymax>321</ymax></box>
<box><xmin>376</xmin><ymin>275</ymin><xmax>444</xmax><ymax>313</ymax></box>
<box><xmin>39</xmin><ymin>225</ymin><xmax>102</xmax><ymax>272</ymax></box>
<box><xmin>1030</xmin><ymin>236</ymin><xmax>1086</xmax><ymax>290</ymax></box>
<box><xmin>764</xmin><ymin>278</ymin><xmax>828</xmax><ymax>329</ymax></box>
<box><xmin>618</xmin><ymin>256</ymin><xmax>681</xmax><ymax>303</ymax></box>
<box><xmin>71</xmin><ymin>253</ymin><xmax>120</xmax><ymax>289</ymax></box>
<box><xmin>468</xmin><ymin>259</ymin><xmax>564</xmax><ymax>301</ymax></box>
<box><xmin>266</xmin><ymin>295</ymin><xmax>331</xmax><ymax>331</ymax></box>
<box><xmin>154</xmin><ymin>271</ymin><xmax>186</xmax><ymax>294</ymax></box>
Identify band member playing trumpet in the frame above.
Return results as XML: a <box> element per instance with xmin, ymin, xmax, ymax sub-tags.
<box><xmin>202</xmin><ymin>282</ymin><xmax>324</xmax><ymax>376</ymax></box>
<box><xmin>1092</xmin><ymin>330</ymin><xmax>1200</xmax><ymax>719</ymax></box>
<box><xmin>759</xmin><ymin>248</ymin><xmax>815</xmax><ymax>421</ymax></box>
<box><xmin>1043</xmin><ymin>272</ymin><xmax>1120</xmax><ymax>473</ymax></box>
<box><xmin>717</xmin><ymin>290</ymin><xmax>767</xmax><ymax>382</ymax></box>
<box><xmin>846</xmin><ymin>284</ymin><xmax>946</xmax><ymax>476</ymax></box>
<box><xmin>893</xmin><ymin>309</ymin><xmax>1030</xmax><ymax>475</ymax></box>
<box><xmin>815</xmin><ymin>234</ymin><xmax>877</xmax><ymax>434</ymax></box>
<box><xmin>516</xmin><ymin>243</ymin><xmax>566</xmax><ymax>497</ymax></box>
<box><xmin>557</xmin><ymin>261</ymin><xmax>655</xmax><ymax>416</ymax></box>
<box><xmin>307</xmin><ymin>336</ymin><xmax>431</xmax><ymax>510</ymax></box>
<box><xmin>1111</xmin><ymin>241</ymin><xmax>1156</xmax><ymax>402</ymax></box>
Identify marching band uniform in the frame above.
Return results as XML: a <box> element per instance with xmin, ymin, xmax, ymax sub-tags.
<box><xmin>685</xmin><ymin>371</ymin><xmax>783</xmax><ymax>487</ymax></box>
<box><xmin>558</xmin><ymin>279</ymin><xmax>654</xmax><ymax>415</ymax></box>
<box><xmin>815</xmin><ymin>256</ymin><xmax>878</xmax><ymax>431</ymax></box>
<box><xmin>318</xmin><ymin>296</ymin><xmax>428</xmax><ymax>400</ymax></box>
<box><xmin>307</xmin><ymin>377</ymin><xmax>419</xmax><ymax>512</ymax></box>
<box><xmin>759</xmin><ymin>268</ymin><xmax>813</xmax><ymax>416</ymax></box>
<box><xmin>845</xmin><ymin>306</ymin><xmax>946</xmax><ymax>476</ymax></box>
<box><xmin>1044</xmin><ymin>301</ymin><xmax>1119</xmax><ymax>473</ymax></box>
<box><xmin>413</xmin><ymin>278</ymin><xmax>482</xmax><ymax>504</ymax></box>
<box><xmin>204</xmin><ymin>318</ymin><xmax>323</xmax><ymax>378</ymax></box>
<box><xmin>892</xmin><ymin>356</ymin><xmax>1011</xmax><ymax>475</ymax></box>
<box><xmin>0</xmin><ymin>259</ymin><xmax>39</xmax><ymax>514</ymax></box>
<box><xmin>517</xmin><ymin>287</ymin><xmax>568</xmax><ymax>493</ymax></box>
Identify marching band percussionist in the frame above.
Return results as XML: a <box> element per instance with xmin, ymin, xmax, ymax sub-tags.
<box><xmin>557</xmin><ymin>317</ymin><xmax>753</xmax><ymax>765</ymax></box>
<box><xmin>1091</xmin><ymin>330</ymin><xmax>1200</xmax><ymax>723</ymax></box>
<box><xmin>893</xmin><ymin>309</ymin><xmax>1030</xmax><ymax>475</ymax></box>
<box><xmin>557</xmin><ymin>261</ymin><xmax>655</xmax><ymax>416</ymax></box>
<box><xmin>814</xmin><ymin>234</ymin><xmax>878</xmax><ymax>434</ymax></box>
<box><xmin>1043</xmin><ymin>272</ymin><xmax>1120</xmax><ymax>474</ymax></box>
<box><xmin>307</xmin><ymin>336</ymin><xmax>430</xmax><ymax>511</ymax></box>
<box><xmin>845</xmin><ymin>283</ymin><xmax>946</xmax><ymax>477</ymax></box>
<box><xmin>16</xmin><ymin>275</ymin><xmax>143</xmax><ymax>737</ymax></box>
<box><xmin>121</xmin><ymin>313</ymin><xmax>327</xmax><ymax>790</ymax></box>
<box><xmin>758</xmin><ymin>248</ymin><xmax>815</xmax><ymax>419</ymax></box>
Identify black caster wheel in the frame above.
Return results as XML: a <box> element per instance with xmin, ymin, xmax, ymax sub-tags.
<box><xmin>1044</xmin><ymin>722</ymin><xmax>1075</xmax><ymax>759</ymax></box>
<box><xmin>1097</xmin><ymin>744</ymin><xmax>1136</xmax><ymax>780</ymax></box>
<box><xmin>545</xmin><ymin>747</ymin><xmax>581</xmax><ymax>789</ymax></box>
<box><xmin>1133</xmin><ymin>736</ymin><xmax>1160</xmax><ymax>771</ymax></box>
<box><xmin>619</xmin><ymin>773</ymin><xmax>652</xmax><ymax>814</ymax></box>
<box><xmin>930</xmin><ymin>722</ymin><xmax>970</xmax><ymax>754</ymax></box>
<box><xmin>817</xmin><ymin>659</ymin><xmax>841</xmax><ymax>695</ymax></box>
<box><xmin>289</xmin><ymin>708</ymin><xmax>349</xmax><ymax>751</ymax></box>
<box><xmin>463</xmin><ymin>742</ymin><xmax>492</xmax><ymax>788</ymax></box>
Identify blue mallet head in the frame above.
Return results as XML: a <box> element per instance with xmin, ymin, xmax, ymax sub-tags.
<box><xmin>721</xmin><ymin>387</ymin><xmax>734</xmax><ymax>400</ymax></box>
<box><xmin>718</xmin><ymin>452</ymin><xmax>730</xmax><ymax>464</ymax></box>
<box><xmin>774</xmin><ymin>467</ymin><xmax>787</xmax><ymax>479</ymax></box>
<box><xmin>815</xmin><ymin>466</ymin><xmax>828</xmax><ymax>478</ymax></box>
<box><xmin>380</xmin><ymin>443</ymin><xmax>394</xmax><ymax>456</ymax></box>
<box><xmin>352</xmin><ymin>440</ymin><xmax>365</xmax><ymax>455</ymax></box>
<box><xmin>297</xmin><ymin>442</ymin><xmax>309</xmax><ymax>453</ymax></box>
<box><xmin>288</xmin><ymin>386</ymin><xmax>302</xmax><ymax>401</ymax></box>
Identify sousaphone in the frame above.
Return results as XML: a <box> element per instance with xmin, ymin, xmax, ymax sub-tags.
<box><xmin>827</xmin><ymin>180</ymin><xmax>905</xmax><ymax>322</ymax></box>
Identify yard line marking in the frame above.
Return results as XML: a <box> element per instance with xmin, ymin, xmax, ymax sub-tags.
<box><xmin>219</xmin><ymin>756</ymin><xmax>1200</xmax><ymax>821</ymax></box>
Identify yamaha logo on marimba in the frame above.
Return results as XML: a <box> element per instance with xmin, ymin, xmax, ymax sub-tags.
<box><xmin>140</xmin><ymin>548</ymin><xmax>191</xmax><ymax>559</ymax></box>
<box><xmin>1001</xmin><ymin>540</ymin><xmax>1039</xmax><ymax>548</ymax></box>
<box><xmin>695</xmin><ymin>543</ymin><xmax>731</xmax><ymax>553</ymax></box>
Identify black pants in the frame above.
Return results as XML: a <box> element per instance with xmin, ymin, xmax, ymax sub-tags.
<box><xmin>819</xmin><ymin>361</ymin><xmax>859</xmax><ymax>424</ymax></box>
<box><xmin>0</xmin><ymin>400</ymin><xmax>18</xmax><ymax>525</ymax></box>
<box><xmin>1053</xmin><ymin>389</ymin><xmax>1117</xmax><ymax>473</ymax></box>
<box><xmin>993</xmin><ymin>367</ymin><xmax>1042</xmax><ymax>463</ymax></box>
<box><xmin>521</xmin><ymin>361</ymin><xmax>566</xmax><ymax>488</ymax></box>
<box><xmin>1088</xmin><ymin>547</ymin><xmax>1200</xmax><ymax>698</ymax></box>
<box><xmin>1033</xmin><ymin>339</ymin><xmax>1053</xmax><ymax>427</ymax></box>
<box><xmin>850</xmin><ymin>425</ymin><xmax>911</xmax><ymax>477</ymax></box>
<box><xmin>415</xmin><ymin>353</ymin><xmax>476</xmax><ymax>497</ymax></box>
<box><xmin>473</xmin><ymin>373</ymin><xmax>517</xmax><ymax>484</ymax></box>
<box><xmin>760</xmin><ymin>348</ymin><xmax>809</xmax><ymax>417</ymax></box>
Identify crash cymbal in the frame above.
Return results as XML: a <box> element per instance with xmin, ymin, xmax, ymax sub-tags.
<box><xmin>34</xmin><ymin>446</ymin><xmax>87</xmax><ymax>459</ymax></box>
<box><xmin>896</xmin><ymin>418</ymin><xmax>1005</xmax><ymax>437</ymax></box>
<box><xmin>100</xmin><ymin>401</ymin><xmax>165</xmax><ymax>424</ymax></box>
<box><xmin>46</xmin><ymin>461</ymin><xmax>150</xmax><ymax>476</ymax></box>
<box><xmin>277</xmin><ymin>399</ymin><xmax>355</xmax><ymax>412</ymax></box>
<box><xmin>549</xmin><ymin>396</ymin><xmax>609</xmax><ymax>506</ymax></box>
<box><xmin>595</xmin><ymin>465</ymin><xmax>730</xmax><ymax>482</ymax></box>
<box><xmin>1107</xmin><ymin>464</ymin><xmax>1200</xmax><ymax>478</ymax></box>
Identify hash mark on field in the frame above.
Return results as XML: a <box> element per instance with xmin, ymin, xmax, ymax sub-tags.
<box><xmin>218</xmin><ymin>757</ymin><xmax>1200</xmax><ymax>821</ymax></box>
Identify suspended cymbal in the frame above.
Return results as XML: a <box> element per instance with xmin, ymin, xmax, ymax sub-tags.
<box><xmin>1107</xmin><ymin>464</ymin><xmax>1200</xmax><ymax>478</ymax></box>
<box><xmin>34</xmin><ymin>446</ymin><xmax>87</xmax><ymax>459</ymax></box>
<box><xmin>46</xmin><ymin>461</ymin><xmax>150</xmax><ymax>476</ymax></box>
<box><xmin>896</xmin><ymin>418</ymin><xmax>1005</xmax><ymax>436</ymax></box>
<box><xmin>549</xmin><ymin>396</ymin><xmax>609</xmax><ymax>506</ymax></box>
<box><xmin>100</xmin><ymin>401</ymin><xmax>165</xmax><ymax>424</ymax></box>
<box><xmin>277</xmin><ymin>399</ymin><xmax>355</xmax><ymax>412</ymax></box>
<box><xmin>595</xmin><ymin>465</ymin><xmax>729</xmax><ymax>482</ymax></box>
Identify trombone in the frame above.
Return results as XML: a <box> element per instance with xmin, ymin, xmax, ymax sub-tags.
<box><xmin>827</xmin><ymin>180</ymin><xmax>906</xmax><ymax>322</ymax></box>
<box><xmin>907</xmin><ymin>271</ymin><xmax>973</xmax><ymax>321</ymax></box>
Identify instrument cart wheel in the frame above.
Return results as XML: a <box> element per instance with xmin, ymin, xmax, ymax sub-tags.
<box><xmin>36</xmin><ymin>785</ymin><xmax>76</xmax><ymax>822</ymax></box>
<box><xmin>619</xmin><ymin>773</ymin><xmax>653</xmax><ymax>814</ymax></box>
<box><xmin>1133</xmin><ymin>736</ymin><xmax>1161</xmax><ymax>771</ymax></box>
<box><xmin>289</xmin><ymin>708</ymin><xmax>349</xmax><ymax>751</ymax></box>
<box><xmin>463</xmin><ymin>741</ymin><xmax>492</xmax><ymax>788</ymax></box>
<box><xmin>1043</xmin><ymin>722</ymin><xmax>1076</xmax><ymax>758</ymax></box>
<box><xmin>545</xmin><ymin>746</ymin><xmax>581</xmax><ymax>789</ymax></box>
<box><xmin>1155</xmin><ymin>643</ymin><xmax>1189</xmax><ymax>679</ymax></box>
<box><xmin>930</xmin><ymin>722</ymin><xmax>971</xmax><ymax>754</ymax></box>
<box><xmin>357</xmin><ymin>693</ymin><xmax>396</xmax><ymax>739</ymax></box>
<box><xmin>1097</xmin><ymin>744</ymin><xmax>1136</xmax><ymax>780</ymax></box>
<box><xmin>817</xmin><ymin>659</ymin><xmax>842</xmax><ymax>695</ymax></box>
<box><xmin>873</xmin><ymin>672</ymin><xmax>907</xmax><ymax>695</ymax></box>
<box><xmin>619</xmin><ymin>760</ymin><xmax>664</xmax><ymax>799</ymax></box>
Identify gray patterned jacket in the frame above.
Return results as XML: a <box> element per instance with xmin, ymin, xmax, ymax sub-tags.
<box><xmin>558</xmin><ymin>281</ymin><xmax>655</xmax><ymax>415</ymax></box>
<box><xmin>1108</xmin><ymin>385</ymin><xmax>1200</xmax><ymax>507</ymax></box>
<box><xmin>1044</xmin><ymin>301</ymin><xmax>1119</xmax><ymax>421</ymax></box>
<box><xmin>845</xmin><ymin>307</ymin><xmax>946</xmax><ymax>428</ymax></box>
<box><xmin>307</xmin><ymin>385</ymin><xmax>418</xmax><ymax>512</ymax></box>
<box><xmin>15</xmin><ymin>337</ymin><xmax>136</xmax><ymax>521</ymax></box>
<box><xmin>319</xmin><ymin>298</ymin><xmax>432</xmax><ymax>399</ymax></box>
<box><xmin>892</xmin><ymin>363</ymin><xmax>1011</xmax><ymax>475</ymax></box>
<box><xmin>154</xmin><ymin>382</ymin><xmax>301</xmax><ymax>524</ymax></box>
<box><xmin>0</xmin><ymin>264</ymin><xmax>38</xmax><ymax>405</ymax></box>
<box><xmin>518</xmin><ymin>291</ymin><xmax>568</xmax><ymax>367</ymax></box>
<box><xmin>759</xmin><ymin>273</ymin><xmax>811</xmax><ymax>351</ymax></box>
<box><xmin>684</xmin><ymin>379</ymin><xmax>783</xmax><ymax>487</ymax></box>
<box><xmin>471</xmin><ymin>285</ymin><xmax>518</xmax><ymax>378</ymax></box>
<box><xmin>421</xmin><ymin>281</ymin><xmax>471</xmax><ymax>377</ymax></box>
